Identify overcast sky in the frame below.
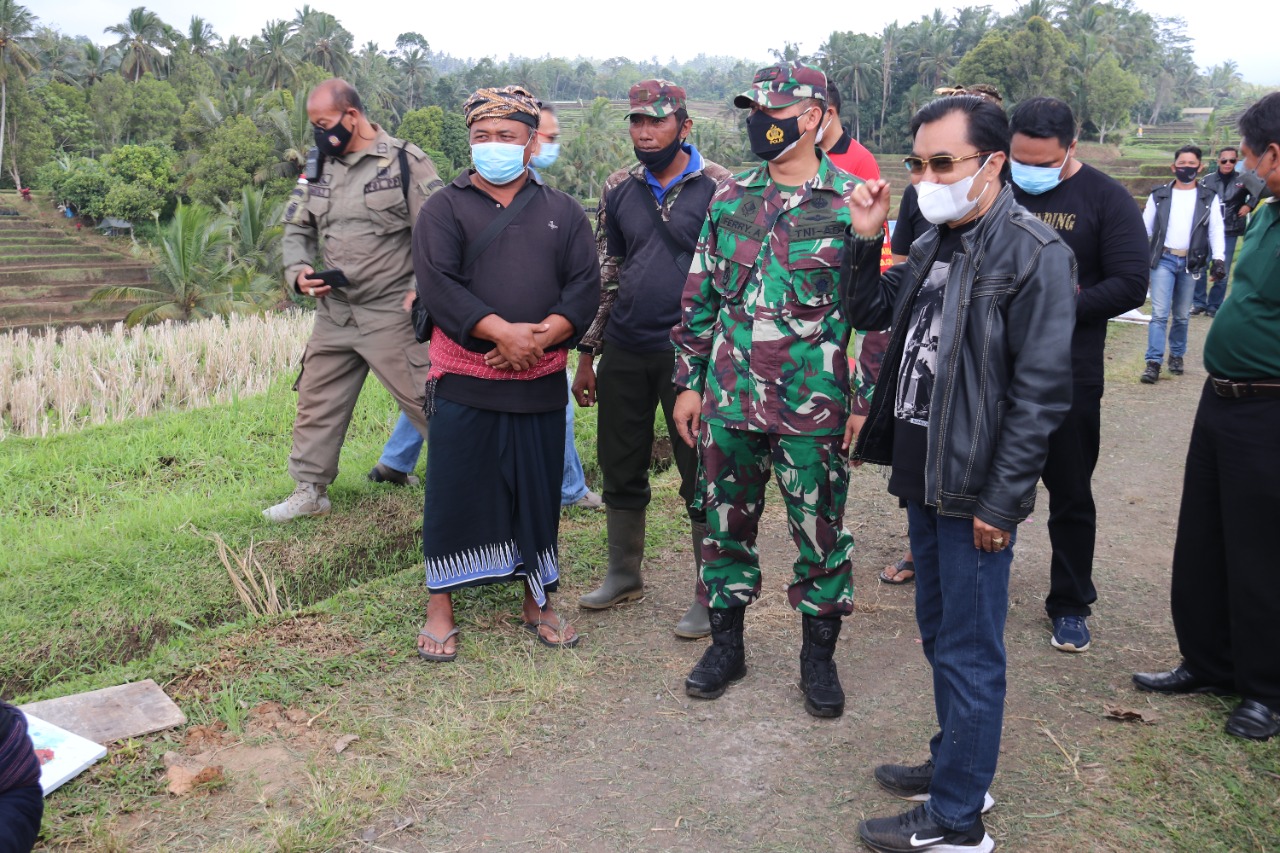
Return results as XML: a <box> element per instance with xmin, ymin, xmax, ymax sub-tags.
<box><xmin>38</xmin><ymin>0</ymin><xmax>1278</xmax><ymax>87</ymax></box>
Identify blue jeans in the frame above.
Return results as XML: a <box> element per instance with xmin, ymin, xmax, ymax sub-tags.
<box><xmin>1145</xmin><ymin>253</ymin><xmax>1196</xmax><ymax>363</ymax></box>
<box><xmin>1192</xmin><ymin>235</ymin><xmax>1237</xmax><ymax>313</ymax></box>
<box><xmin>907</xmin><ymin>501</ymin><xmax>1014</xmax><ymax>830</ymax></box>
<box><xmin>380</xmin><ymin>380</ymin><xmax>588</xmax><ymax>506</ymax></box>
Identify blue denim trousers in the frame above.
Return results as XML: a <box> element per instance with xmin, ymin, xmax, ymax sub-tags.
<box><xmin>907</xmin><ymin>501</ymin><xmax>1014</xmax><ymax>831</ymax></box>
<box><xmin>1145</xmin><ymin>252</ymin><xmax>1197</xmax><ymax>363</ymax></box>
<box><xmin>382</xmin><ymin>376</ymin><xmax>588</xmax><ymax>506</ymax></box>
<box><xmin>1192</xmin><ymin>235</ymin><xmax>1236</xmax><ymax>313</ymax></box>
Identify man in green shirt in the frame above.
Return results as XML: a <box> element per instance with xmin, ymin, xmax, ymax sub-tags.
<box><xmin>1133</xmin><ymin>93</ymin><xmax>1280</xmax><ymax>741</ymax></box>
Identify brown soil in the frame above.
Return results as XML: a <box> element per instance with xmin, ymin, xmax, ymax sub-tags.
<box><xmin>378</xmin><ymin>320</ymin><xmax>1214</xmax><ymax>852</ymax></box>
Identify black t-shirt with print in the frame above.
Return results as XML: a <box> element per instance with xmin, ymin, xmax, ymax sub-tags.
<box><xmin>888</xmin><ymin>219</ymin><xmax>976</xmax><ymax>506</ymax></box>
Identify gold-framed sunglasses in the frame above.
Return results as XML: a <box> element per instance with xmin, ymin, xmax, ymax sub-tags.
<box><xmin>903</xmin><ymin>151</ymin><xmax>992</xmax><ymax>175</ymax></box>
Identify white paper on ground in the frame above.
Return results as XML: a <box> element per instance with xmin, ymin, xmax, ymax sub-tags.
<box><xmin>1110</xmin><ymin>308</ymin><xmax>1151</xmax><ymax>324</ymax></box>
<box><xmin>22</xmin><ymin>712</ymin><xmax>108</xmax><ymax>795</ymax></box>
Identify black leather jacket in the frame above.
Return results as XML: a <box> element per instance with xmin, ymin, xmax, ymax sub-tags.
<box><xmin>1201</xmin><ymin>170</ymin><xmax>1258</xmax><ymax>236</ymax></box>
<box><xmin>841</xmin><ymin>185</ymin><xmax>1077</xmax><ymax>528</ymax></box>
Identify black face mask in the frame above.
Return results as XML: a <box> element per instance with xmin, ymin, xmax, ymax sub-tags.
<box><xmin>313</xmin><ymin>115</ymin><xmax>354</xmax><ymax>157</ymax></box>
<box><xmin>1174</xmin><ymin>165</ymin><xmax>1199</xmax><ymax>184</ymax></box>
<box><xmin>635</xmin><ymin>134</ymin><xmax>684</xmax><ymax>173</ymax></box>
<box><xmin>747</xmin><ymin>110</ymin><xmax>807</xmax><ymax>161</ymax></box>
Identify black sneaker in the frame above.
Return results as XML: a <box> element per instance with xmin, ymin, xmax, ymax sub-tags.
<box><xmin>1140</xmin><ymin>361</ymin><xmax>1161</xmax><ymax>384</ymax></box>
<box><xmin>875</xmin><ymin>759</ymin><xmax>995</xmax><ymax>813</ymax></box>
<box><xmin>368</xmin><ymin>462</ymin><xmax>419</xmax><ymax>487</ymax></box>
<box><xmin>1190</xmin><ymin>306</ymin><xmax>1207</xmax><ymax>316</ymax></box>
<box><xmin>858</xmin><ymin>804</ymin><xmax>994</xmax><ymax>852</ymax></box>
<box><xmin>1168</xmin><ymin>355</ymin><xmax>1184</xmax><ymax>375</ymax></box>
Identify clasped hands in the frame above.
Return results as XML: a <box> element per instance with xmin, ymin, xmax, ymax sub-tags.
<box><xmin>478</xmin><ymin>314</ymin><xmax>571</xmax><ymax>372</ymax></box>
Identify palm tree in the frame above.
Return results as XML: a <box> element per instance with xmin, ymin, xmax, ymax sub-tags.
<box><xmin>0</xmin><ymin>0</ymin><xmax>37</xmax><ymax>184</ymax></box>
<box><xmin>104</xmin><ymin>6</ymin><xmax>168</xmax><ymax>82</ymax></box>
<box><xmin>395</xmin><ymin>47</ymin><xmax>431</xmax><ymax>112</ymax></box>
<box><xmin>258</xmin><ymin>87</ymin><xmax>312</xmax><ymax>179</ymax></box>
<box><xmin>294</xmin><ymin>8</ymin><xmax>352</xmax><ymax>76</ymax></box>
<box><xmin>77</xmin><ymin>42</ymin><xmax>118</xmax><ymax>87</ymax></box>
<box><xmin>220</xmin><ymin>186</ymin><xmax>285</xmax><ymax>299</ymax></box>
<box><xmin>254</xmin><ymin>19</ymin><xmax>298</xmax><ymax>91</ymax></box>
<box><xmin>830</xmin><ymin>37</ymin><xmax>880</xmax><ymax>142</ymax></box>
<box><xmin>92</xmin><ymin>202</ymin><xmax>275</xmax><ymax>325</ymax></box>
<box><xmin>185</xmin><ymin>16</ymin><xmax>218</xmax><ymax>58</ymax></box>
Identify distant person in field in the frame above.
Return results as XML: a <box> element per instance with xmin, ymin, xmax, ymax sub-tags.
<box><xmin>1139</xmin><ymin>144</ymin><xmax>1226</xmax><ymax>384</ymax></box>
<box><xmin>0</xmin><ymin>701</ymin><xmax>43</xmax><ymax>853</ymax></box>
<box><xmin>412</xmin><ymin>86</ymin><xmax>599</xmax><ymax>660</ymax></box>
<box><xmin>1008</xmin><ymin>97</ymin><xmax>1149</xmax><ymax>654</ymax></box>
<box><xmin>1133</xmin><ymin>93</ymin><xmax>1280</xmax><ymax>742</ymax></box>
<box><xmin>370</xmin><ymin>103</ymin><xmax>603</xmax><ymax>509</ymax></box>
<box><xmin>1194</xmin><ymin>146</ymin><xmax>1259</xmax><ymax>316</ymax></box>
<box><xmin>265</xmin><ymin>78</ymin><xmax>443</xmax><ymax>522</ymax></box>
<box><xmin>572</xmin><ymin>80</ymin><xmax>731</xmax><ymax>639</ymax></box>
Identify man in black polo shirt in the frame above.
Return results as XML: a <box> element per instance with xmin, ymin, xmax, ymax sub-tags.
<box><xmin>1008</xmin><ymin>97</ymin><xmax>1149</xmax><ymax>653</ymax></box>
<box><xmin>573</xmin><ymin>80</ymin><xmax>731</xmax><ymax>638</ymax></box>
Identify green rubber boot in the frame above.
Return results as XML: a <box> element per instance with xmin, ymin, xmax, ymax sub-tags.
<box><xmin>579</xmin><ymin>507</ymin><xmax>645</xmax><ymax>609</ymax></box>
<box><xmin>674</xmin><ymin>520</ymin><xmax>711</xmax><ymax>639</ymax></box>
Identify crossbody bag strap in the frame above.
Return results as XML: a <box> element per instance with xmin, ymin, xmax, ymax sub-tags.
<box><xmin>638</xmin><ymin>190</ymin><xmax>692</xmax><ymax>273</ymax></box>
<box><xmin>463</xmin><ymin>181</ymin><xmax>538</xmax><ymax>270</ymax></box>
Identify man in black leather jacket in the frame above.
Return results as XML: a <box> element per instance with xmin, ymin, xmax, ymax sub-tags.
<box><xmin>1196</xmin><ymin>146</ymin><xmax>1259</xmax><ymax>315</ymax></box>
<box><xmin>839</xmin><ymin>95</ymin><xmax>1076</xmax><ymax>853</ymax></box>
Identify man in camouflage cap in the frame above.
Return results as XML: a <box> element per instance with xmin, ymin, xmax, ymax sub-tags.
<box><xmin>670</xmin><ymin>62</ymin><xmax>863</xmax><ymax>717</ymax></box>
<box><xmin>574</xmin><ymin>80</ymin><xmax>731</xmax><ymax>638</ymax></box>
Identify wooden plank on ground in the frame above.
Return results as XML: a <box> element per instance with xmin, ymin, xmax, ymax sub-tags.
<box><xmin>19</xmin><ymin>679</ymin><xmax>186</xmax><ymax>744</ymax></box>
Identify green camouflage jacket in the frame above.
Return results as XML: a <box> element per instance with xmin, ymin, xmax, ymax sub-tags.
<box><xmin>671</xmin><ymin>153</ymin><xmax>861</xmax><ymax>435</ymax></box>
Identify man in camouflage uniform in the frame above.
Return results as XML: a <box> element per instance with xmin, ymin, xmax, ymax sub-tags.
<box><xmin>670</xmin><ymin>62</ymin><xmax>862</xmax><ymax>717</ymax></box>
<box><xmin>573</xmin><ymin>80</ymin><xmax>731</xmax><ymax>639</ymax></box>
<box><xmin>266</xmin><ymin>78</ymin><xmax>443</xmax><ymax>522</ymax></box>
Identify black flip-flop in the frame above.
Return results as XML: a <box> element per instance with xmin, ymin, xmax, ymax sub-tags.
<box><xmin>879</xmin><ymin>558</ymin><xmax>916</xmax><ymax>585</ymax></box>
<box><xmin>417</xmin><ymin>627</ymin><xmax>460</xmax><ymax>662</ymax></box>
<box><xmin>521</xmin><ymin>618</ymin><xmax>582</xmax><ymax>649</ymax></box>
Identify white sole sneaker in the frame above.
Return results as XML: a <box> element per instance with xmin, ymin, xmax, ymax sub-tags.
<box><xmin>904</xmin><ymin>791</ymin><xmax>996</xmax><ymax>814</ymax></box>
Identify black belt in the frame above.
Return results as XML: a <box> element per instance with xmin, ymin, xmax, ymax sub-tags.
<box><xmin>1210</xmin><ymin>376</ymin><xmax>1280</xmax><ymax>399</ymax></box>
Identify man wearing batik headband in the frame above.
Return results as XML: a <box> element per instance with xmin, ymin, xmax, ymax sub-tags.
<box><xmin>411</xmin><ymin>86</ymin><xmax>600</xmax><ymax>661</ymax></box>
<box><xmin>573</xmin><ymin>80</ymin><xmax>732</xmax><ymax>639</ymax></box>
<box><xmin>669</xmin><ymin>62</ymin><xmax>863</xmax><ymax>718</ymax></box>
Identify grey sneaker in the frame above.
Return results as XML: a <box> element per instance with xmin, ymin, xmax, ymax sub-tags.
<box><xmin>570</xmin><ymin>490</ymin><xmax>604</xmax><ymax>510</ymax></box>
<box><xmin>263</xmin><ymin>483</ymin><xmax>331</xmax><ymax>522</ymax></box>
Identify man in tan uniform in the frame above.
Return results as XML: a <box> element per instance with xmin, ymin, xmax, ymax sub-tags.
<box><xmin>266</xmin><ymin>78</ymin><xmax>443</xmax><ymax>522</ymax></box>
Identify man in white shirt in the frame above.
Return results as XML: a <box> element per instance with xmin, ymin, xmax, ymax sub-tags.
<box><xmin>1140</xmin><ymin>144</ymin><xmax>1226</xmax><ymax>384</ymax></box>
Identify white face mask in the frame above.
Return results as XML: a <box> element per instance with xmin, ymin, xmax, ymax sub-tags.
<box><xmin>916</xmin><ymin>155</ymin><xmax>994</xmax><ymax>225</ymax></box>
<box><xmin>816</xmin><ymin>113</ymin><xmax>832</xmax><ymax>147</ymax></box>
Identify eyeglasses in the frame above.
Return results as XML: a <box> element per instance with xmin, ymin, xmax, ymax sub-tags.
<box><xmin>1220</xmin><ymin>158</ymin><xmax>1237</xmax><ymax>164</ymax></box>
<box><xmin>903</xmin><ymin>151</ymin><xmax>991</xmax><ymax>175</ymax></box>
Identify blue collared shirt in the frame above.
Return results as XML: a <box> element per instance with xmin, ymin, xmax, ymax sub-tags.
<box><xmin>646</xmin><ymin>144</ymin><xmax>702</xmax><ymax>204</ymax></box>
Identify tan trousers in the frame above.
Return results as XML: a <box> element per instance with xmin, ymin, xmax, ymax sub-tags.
<box><xmin>288</xmin><ymin>313</ymin><xmax>429</xmax><ymax>484</ymax></box>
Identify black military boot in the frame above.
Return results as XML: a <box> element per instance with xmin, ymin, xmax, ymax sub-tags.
<box><xmin>685</xmin><ymin>606</ymin><xmax>747</xmax><ymax>700</ymax></box>
<box><xmin>800</xmin><ymin>614</ymin><xmax>845</xmax><ymax>717</ymax></box>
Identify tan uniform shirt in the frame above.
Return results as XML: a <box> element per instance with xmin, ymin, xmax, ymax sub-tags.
<box><xmin>283</xmin><ymin>126</ymin><xmax>444</xmax><ymax>334</ymax></box>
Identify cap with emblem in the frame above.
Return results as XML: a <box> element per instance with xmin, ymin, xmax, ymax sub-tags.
<box><xmin>734</xmin><ymin>62</ymin><xmax>828</xmax><ymax>110</ymax></box>
<box><xmin>628</xmin><ymin>80</ymin><xmax>687</xmax><ymax>118</ymax></box>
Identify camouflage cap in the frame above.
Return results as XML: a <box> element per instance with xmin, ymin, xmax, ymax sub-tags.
<box><xmin>734</xmin><ymin>62</ymin><xmax>828</xmax><ymax>109</ymax></box>
<box><xmin>628</xmin><ymin>80</ymin><xmax>687</xmax><ymax>118</ymax></box>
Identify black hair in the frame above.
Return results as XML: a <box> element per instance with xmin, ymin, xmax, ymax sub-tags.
<box><xmin>1009</xmin><ymin>97</ymin><xmax>1075</xmax><ymax>150</ymax></box>
<box><xmin>674</xmin><ymin>107</ymin><xmax>689</xmax><ymax>125</ymax></box>
<box><xmin>330</xmin><ymin>80</ymin><xmax>365</xmax><ymax>115</ymax></box>
<box><xmin>538</xmin><ymin>102</ymin><xmax>556</xmax><ymax>115</ymax></box>
<box><xmin>1217</xmin><ymin>145</ymin><xmax>1237</xmax><ymax>158</ymax></box>
<box><xmin>1239</xmin><ymin>92</ymin><xmax>1280</xmax><ymax>155</ymax></box>
<box><xmin>910</xmin><ymin>94</ymin><xmax>1011</xmax><ymax>180</ymax></box>
<box><xmin>827</xmin><ymin>85</ymin><xmax>842</xmax><ymax>116</ymax></box>
<box><xmin>1173</xmin><ymin>144</ymin><xmax>1202</xmax><ymax>163</ymax></box>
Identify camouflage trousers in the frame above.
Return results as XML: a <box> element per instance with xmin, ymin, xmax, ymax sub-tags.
<box><xmin>694</xmin><ymin>423</ymin><xmax>855</xmax><ymax>617</ymax></box>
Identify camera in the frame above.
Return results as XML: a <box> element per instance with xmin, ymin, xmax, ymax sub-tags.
<box><xmin>304</xmin><ymin>147</ymin><xmax>324</xmax><ymax>182</ymax></box>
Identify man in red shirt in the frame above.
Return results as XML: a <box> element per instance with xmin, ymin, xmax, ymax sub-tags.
<box><xmin>819</xmin><ymin>85</ymin><xmax>879</xmax><ymax>179</ymax></box>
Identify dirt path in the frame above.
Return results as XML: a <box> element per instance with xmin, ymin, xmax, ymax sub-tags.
<box><xmin>367</xmin><ymin>321</ymin><xmax>1221</xmax><ymax>852</ymax></box>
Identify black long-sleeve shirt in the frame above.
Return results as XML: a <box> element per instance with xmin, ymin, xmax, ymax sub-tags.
<box><xmin>413</xmin><ymin>171</ymin><xmax>601</xmax><ymax>413</ymax></box>
<box><xmin>1014</xmin><ymin>162</ymin><xmax>1149</xmax><ymax>387</ymax></box>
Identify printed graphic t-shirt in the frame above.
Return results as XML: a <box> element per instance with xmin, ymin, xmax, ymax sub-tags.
<box><xmin>888</xmin><ymin>220</ymin><xmax>976</xmax><ymax>505</ymax></box>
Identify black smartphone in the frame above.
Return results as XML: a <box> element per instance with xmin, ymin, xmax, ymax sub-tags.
<box><xmin>313</xmin><ymin>268</ymin><xmax>351</xmax><ymax>289</ymax></box>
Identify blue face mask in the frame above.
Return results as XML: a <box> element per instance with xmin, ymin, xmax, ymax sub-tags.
<box><xmin>471</xmin><ymin>141</ymin><xmax>529</xmax><ymax>185</ymax></box>
<box><xmin>530</xmin><ymin>142</ymin><xmax>560</xmax><ymax>170</ymax></box>
<box><xmin>1011</xmin><ymin>154</ymin><xmax>1069</xmax><ymax>195</ymax></box>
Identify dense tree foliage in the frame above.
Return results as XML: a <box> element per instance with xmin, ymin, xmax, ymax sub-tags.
<box><xmin>2</xmin><ymin>0</ymin><xmax>1270</xmax><ymax>207</ymax></box>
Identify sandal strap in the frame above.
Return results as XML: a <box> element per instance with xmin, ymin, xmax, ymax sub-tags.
<box><xmin>418</xmin><ymin>627</ymin><xmax>460</xmax><ymax>644</ymax></box>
